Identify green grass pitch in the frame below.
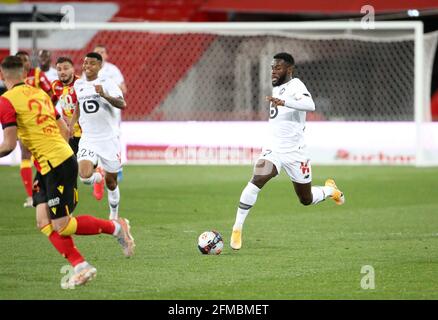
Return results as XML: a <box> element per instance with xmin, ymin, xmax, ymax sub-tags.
<box><xmin>0</xmin><ymin>165</ymin><xmax>438</xmax><ymax>299</ymax></box>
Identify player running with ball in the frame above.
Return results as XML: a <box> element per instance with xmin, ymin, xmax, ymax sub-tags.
<box><xmin>230</xmin><ymin>52</ymin><xmax>345</xmax><ymax>250</ymax></box>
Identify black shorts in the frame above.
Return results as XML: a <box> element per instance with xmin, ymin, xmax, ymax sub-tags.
<box><xmin>32</xmin><ymin>155</ymin><xmax>79</xmax><ymax>220</ymax></box>
<box><xmin>69</xmin><ymin>136</ymin><xmax>80</xmax><ymax>155</ymax></box>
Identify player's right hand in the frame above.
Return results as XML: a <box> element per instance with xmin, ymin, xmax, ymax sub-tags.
<box><xmin>94</xmin><ymin>85</ymin><xmax>105</xmax><ymax>97</ymax></box>
<box><xmin>266</xmin><ymin>96</ymin><xmax>285</xmax><ymax>107</ymax></box>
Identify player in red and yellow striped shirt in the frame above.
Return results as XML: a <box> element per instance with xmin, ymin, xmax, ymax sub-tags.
<box><xmin>0</xmin><ymin>56</ymin><xmax>135</xmax><ymax>288</ymax></box>
<box><xmin>15</xmin><ymin>51</ymin><xmax>53</xmax><ymax>207</ymax></box>
<box><xmin>51</xmin><ymin>57</ymin><xmax>81</xmax><ymax>154</ymax></box>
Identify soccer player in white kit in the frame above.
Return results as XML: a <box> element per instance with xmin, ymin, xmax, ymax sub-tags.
<box><xmin>230</xmin><ymin>52</ymin><xmax>345</xmax><ymax>250</ymax></box>
<box><xmin>72</xmin><ymin>52</ymin><xmax>126</xmax><ymax>220</ymax></box>
<box><xmin>93</xmin><ymin>44</ymin><xmax>127</xmax><ymax>182</ymax></box>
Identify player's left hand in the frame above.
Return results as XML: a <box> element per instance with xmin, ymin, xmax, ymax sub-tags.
<box><xmin>94</xmin><ymin>85</ymin><xmax>105</xmax><ymax>97</ymax></box>
<box><xmin>266</xmin><ymin>96</ymin><xmax>285</xmax><ymax>107</ymax></box>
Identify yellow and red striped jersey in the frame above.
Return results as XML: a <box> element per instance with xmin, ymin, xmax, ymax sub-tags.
<box><xmin>0</xmin><ymin>83</ymin><xmax>73</xmax><ymax>174</ymax></box>
<box><xmin>25</xmin><ymin>67</ymin><xmax>52</xmax><ymax>95</ymax></box>
<box><xmin>52</xmin><ymin>76</ymin><xmax>81</xmax><ymax>138</ymax></box>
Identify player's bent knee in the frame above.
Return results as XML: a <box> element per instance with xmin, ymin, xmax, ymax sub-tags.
<box><xmin>251</xmin><ymin>176</ymin><xmax>267</xmax><ymax>189</ymax></box>
<box><xmin>252</xmin><ymin>173</ymin><xmax>275</xmax><ymax>189</ymax></box>
<box><xmin>52</xmin><ymin>216</ymin><xmax>78</xmax><ymax>237</ymax></box>
<box><xmin>106</xmin><ymin>181</ymin><xmax>117</xmax><ymax>191</ymax></box>
<box><xmin>54</xmin><ymin>217</ymin><xmax>78</xmax><ymax>236</ymax></box>
<box><xmin>105</xmin><ymin>179</ymin><xmax>117</xmax><ymax>191</ymax></box>
<box><xmin>36</xmin><ymin>204</ymin><xmax>51</xmax><ymax>231</ymax></box>
<box><xmin>78</xmin><ymin>161</ymin><xmax>95</xmax><ymax>179</ymax></box>
<box><xmin>299</xmin><ymin>197</ymin><xmax>313</xmax><ymax>206</ymax></box>
<box><xmin>37</xmin><ymin>219</ymin><xmax>49</xmax><ymax>230</ymax></box>
<box><xmin>105</xmin><ymin>173</ymin><xmax>118</xmax><ymax>190</ymax></box>
<box><xmin>39</xmin><ymin>223</ymin><xmax>53</xmax><ymax>237</ymax></box>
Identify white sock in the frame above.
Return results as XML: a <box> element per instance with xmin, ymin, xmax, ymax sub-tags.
<box><xmin>112</xmin><ymin>220</ymin><xmax>121</xmax><ymax>236</ymax></box>
<box><xmin>74</xmin><ymin>261</ymin><xmax>89</xmax><ymax>273</ymax></box>
<box><xmin>233</xmin><ymin>182</ymin><xmax>261</xmax><ymax>230</ymax></box>
<box><xmin>311</xmin><ymin>186</ymin><xmax>333</xmax><ymax>205</ymax></box>
<box><xmin>108</xmin><ymin>186</ymin><xmax>120</xmax><ymax>220</ymax></box>
<box><xmin>94</xmin><ymin>171</ymin><xmax>103</xmax><ymax>183</ymax></box>
<box><xmin>80</xmin><ymin>171</ymin><xmax>103</xmax><ymax>185</ymax></box>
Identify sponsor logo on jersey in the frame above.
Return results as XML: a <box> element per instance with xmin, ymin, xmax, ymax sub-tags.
<box><xmin>48</xmin><ymin>197</ymin><xmax>60</xmax><ymax>207</ymax></box>
<box><xmin>270</xmin><ymin>105</ymin><xmax>278</xmax><ymax>119</ymax></box>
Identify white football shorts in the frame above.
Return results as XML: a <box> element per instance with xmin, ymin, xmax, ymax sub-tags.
<box><xmin>257</xmin><ymin>149</ymin><xmax>312</xmax><ymax>184</ymax></box>
<box><xmin>77</xmin><ymin>137</ymin><xmax>122</xmax><ymax>173</ymax></box>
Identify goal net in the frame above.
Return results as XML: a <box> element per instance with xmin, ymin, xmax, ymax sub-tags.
<box><xmin>9</xmin><ymin>22</ymin><xmax>438</xmax><ymax>166</ymax></box>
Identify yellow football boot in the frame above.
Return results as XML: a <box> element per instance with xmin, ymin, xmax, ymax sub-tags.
<box><xmin>325</xmin><ymin>179</ymin><xmax>345</xmax><ymax>205</ymax></box>
<box><xmin>230</xmin><ymin>228</ymin><xmax>242</xmax><ymax>250</ymax></box>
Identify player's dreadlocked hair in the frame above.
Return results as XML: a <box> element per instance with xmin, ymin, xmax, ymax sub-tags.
<box><xmin>273</xmin><ymin>52</ymin><xmax>295</xmax><ymax>66</ymax></box>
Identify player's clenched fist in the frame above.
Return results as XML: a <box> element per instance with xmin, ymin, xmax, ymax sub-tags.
<box><xmin>94</xmin><ymin>85</ymin><xmax>105</xmax><ymax>97</ymax></box>
<box><xmin>266</xmin><ymin>96</ymin><xmax>285</xmax><ymax>107</ymax></box>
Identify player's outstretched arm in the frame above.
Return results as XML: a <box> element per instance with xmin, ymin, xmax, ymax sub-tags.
<box><xmin>0</xmin><ymin>126</ymin><xmax>17</xmax><ymax>157</ymax></box>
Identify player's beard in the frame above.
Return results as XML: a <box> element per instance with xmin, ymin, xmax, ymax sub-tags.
<box><xmin>272</xmin><ymin>73</ymin><xmax>287</xmax><ymax>87</ymax></box>
<box><xmin>61</xmin><ymin>75</ymin><xmax>73</xmax><ymax>85</ymax></box>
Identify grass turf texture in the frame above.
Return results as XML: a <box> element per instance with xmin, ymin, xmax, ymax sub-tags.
<box><xmin>0</xmin><ymin>165</ymin><xmax>437</xmax><ymax>299</ymax></box>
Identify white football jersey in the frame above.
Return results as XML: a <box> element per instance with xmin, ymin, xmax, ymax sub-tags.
<box><xmin>44</xmin><ymin>67</ymin><xmax>58</xmax><ymax>83</ymax></box>
<box><xmin>99</xmin><ymin>62</ymin><xmax>125</xmax><ymax>86</ymax></box>
<box><xmin>81</xmin><ymin>63</ymin><xmax>124</xmax><ymax>131</ymax></box>
<box><xmin>267</xmin><ymin>78</ymin><xmax>314</xmax><ymax>153</ymax></box>
<box><xmin>74</xmin><ymin>76</ymin><xmax>123</xmax><ymax>142</ymax></box>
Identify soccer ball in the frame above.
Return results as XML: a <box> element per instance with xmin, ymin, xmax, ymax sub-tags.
<box><xmin>197</xmin><ymin>230</ymin><xmax>224</xmax><ymax>255</ymax></box>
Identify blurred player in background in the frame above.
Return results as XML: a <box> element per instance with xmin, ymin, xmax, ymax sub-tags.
<box><xmin>93</xmin><ymin>44</ymin><xmax>127</xmax><ymax>95</ymax></box>
<box><xmin>93</xmin><ymin>44</ymin><xmax>127</xmax><ymax>182</ymax></box>
<box><xmin>230</xmin><ymin>52</ymin><xmax>345</xmax><ymax>250</ymax></box>
<box><xmin>0</xmin><ymin>79</ymin><xmax>6</xmax><ymax>95</ymax></box>
<box><xmin>38</xmin><ymin>49</ymin><xmax>57</xmax><ymax>83</ymax></box>
<box><xmin>16</xmin><ymin>51</ymin><xmax>52</xmax><ymax>96</ymax></box>
<box><xmin>51</xmin><ymin>57</ymin><xmax>81</xmax><ymax>154</ymax></box>
<box><xmin>72</xmin><ymin>52</ymin><xmax>126</xmax><ymax>220</ymax></box>
<box><xmin>0</xmin><ymin>56</ymin><xmax>135</xmax><ymax>288</ymax></box>
<box><xmin>15</xmin><ymin>51</ymin><xmax>52</xmax><ymax>207</ymax></box>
